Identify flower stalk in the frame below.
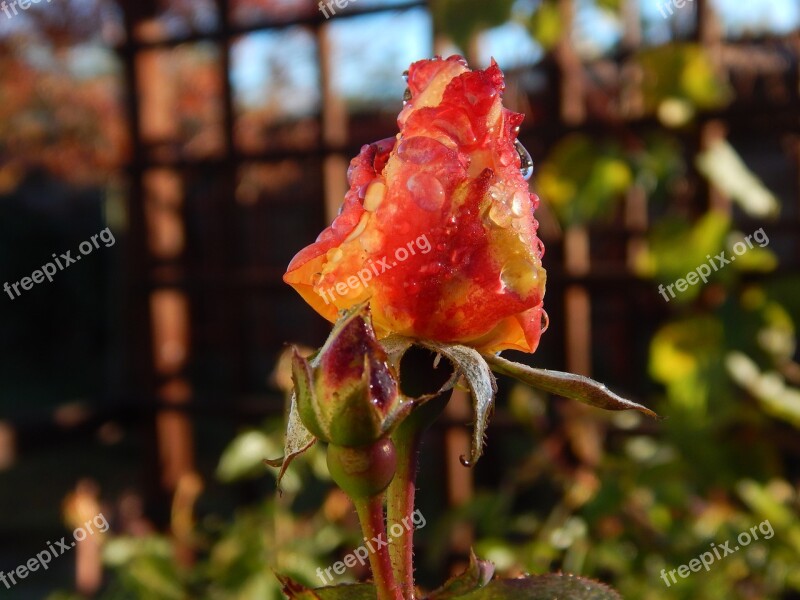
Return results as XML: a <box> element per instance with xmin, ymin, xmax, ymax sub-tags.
<box><xmin>353</xmin><ymin>494</ymin><xmax>403</xmax><ymax>600</ymax></box>
<box><xmin>386</xmin><ymin>392</ymin><xmax>449</xmax><ymax>599</ymax></box>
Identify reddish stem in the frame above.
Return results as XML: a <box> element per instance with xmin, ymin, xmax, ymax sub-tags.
<box><xmin>387</xmin><ymin>393</ymin><xmax>450</xmax><ymax>599</ymax></box>
<box><xmin>354</xmin><ymin>495</ymin><xmax>403</xmax><ymax>600</ymax></box>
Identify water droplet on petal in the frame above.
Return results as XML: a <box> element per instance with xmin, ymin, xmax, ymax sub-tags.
<box><xmin>407</xmin><ymin>172</ymin><xmax>445</xmax><ymax>212</ymax></box>
<box><xmin>536</xmin><ymin>238</ymin><xmax>546</xmax><ymax>259</ymax></box>
<box><xmin>540</xmin><ymin>308</ymin><xmax>550</xmax><ymax>334</ymax></box>
<box><xmin>487</xmin><ymin>201</ymin><xmax>513</xmax><ymax>228</ymax></box>
<box><xmin>511</xmin><ymin>190</ymin><xmax>528</xmax><ymax>217</ymax></box>
<box><xmin>364</xmin><ymin>181</ymin><xmax>386</xmax><ymax>212</ymax></box>
<box><xmin>500</xmin><ymin>259</ymin><xmax>539</xmax><ymax>296</ymax></box>
<box><xmin>344</xmin><ymin>213</ymin><xmax>369</xmax><ymax>242</ymax></box>
<box><xmin>515</xmin><ymin>139</ymin><xmax>534</xmax><ymax>181</ymax></box>
<box><xmin>459</xmin><ymin>455</ymin><xmax>472</xmax><ymax>467</ymax></box>
<box><xmin>326</xmin><ymin>247</ymin><xmax>344</xmax><ymax>263</ymax></box>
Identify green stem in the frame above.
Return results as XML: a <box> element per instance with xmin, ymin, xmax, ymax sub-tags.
<box><xmin>353</xmin><ymin>494</ymin><xmax>403</xmax><ymax>600</ymax></box>
<box><xmin>387</xmin><ymin>393</ymin><xmax>450</xmax><ymax>599</ymax></box>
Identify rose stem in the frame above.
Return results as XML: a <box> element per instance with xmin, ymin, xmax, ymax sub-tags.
<box><xmin>353</xmin><ymin>494</ymin><xmax>403</xmax><ymax>600</ymax></box>
<box><xmin>387</xmin><ymin>392</ymin><xmax>450</xmax><ymax>599</ymax></box>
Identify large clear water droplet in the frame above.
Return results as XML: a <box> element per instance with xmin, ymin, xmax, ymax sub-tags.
<box><xmin>515</xmin><ymin>139</ymin><xmax>534</xmax><ymax>181</ymax></box>
<box><xmin>500</xmin><ymin>259</ymin><xmax>540</xmax><ymax>296</ymax></box>
<box><xmin>511</xmin><ymin>190</ymin><xmax>528</xmax><ymax>217</ymax></box>
<box><xmin>487</xmin><ymin>201</ymin><xmax>513</xmax><ymax>228</ymax></box>
<box><xmin>407</xmin><ymin>172</ymin><xmax>445</xmax><ymax>212</ymax></box>
<box><xmin>326</xmin><ymin>247</ymin><xmax>344</xmax><ymax>263</ymax></box>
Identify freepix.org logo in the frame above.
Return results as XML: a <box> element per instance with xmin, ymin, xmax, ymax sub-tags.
<box><xmin>316</xmin><ymin>234</ymin><xmax>432</xmax><ymax>305</ymax></box>
<box><xmin>657</xmin><ymin>227</ymin><xmax>769</xmax><ymax>303</ymax></box>
<box><xmin>0</xmin><ymin>513</ymin><xmax>109</xmax><ymax>590</ymax></box>
<box><xmin>4</xmin><ymin>227</ymin><xmax>116</xmax><ymax>302</ymax></box>
<box><xmin>316</xmin><ymin>509</ymin><xmax>427</xmax><ymax>585</ymax></box>
<box><xmin>1</xmin><ymin>0</ymin><xmax>57</xmax><ymax>21</ymax></box>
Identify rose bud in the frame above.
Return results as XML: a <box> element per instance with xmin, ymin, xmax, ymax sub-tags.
<box><xmin>292</xmin><ymin>304</ymin><xmax>410</xmax><ymax>447</ymax></box>
<box><xmin>285</xmin><ymin>55</ymin><xmax>547</xmax><ymax>354</ymax></box>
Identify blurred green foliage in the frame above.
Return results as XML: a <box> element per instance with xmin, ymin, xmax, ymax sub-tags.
<box><xmin>50</xmin><ymin>424</ymin><xmax>353</xmax><ymax>600</ymax></box>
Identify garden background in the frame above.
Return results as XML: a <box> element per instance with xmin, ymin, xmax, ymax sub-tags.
<box><xmin>0</xmin><ymin>0</ymin><xmax>798</xmax><ymax>598</ymax></box>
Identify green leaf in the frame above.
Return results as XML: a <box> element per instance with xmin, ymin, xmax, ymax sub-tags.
<box><xmin>278</xmin><ymin>576</ymin><xmax>377</xmax><ymax>599</ymax></box>
<box><xmin>484</xmin><ymin>354</ymin><xmax>658</xmax><ymax>419</ymax></box>
<box><xmin>595</xmin><ymin>0</ymin><xmax>622</xmax><ymax>12</ymax></box>
<box><xmin>277</xmin><ymin>574</ymin><xmax>620</xmax><ymax>600</ymax></box>
<box><xmin>637</xmin><ymin>44</ymin><xmax>731</xmax><ymax>122</ymax></box>
<box><xmin>696</xmin><ymin>140</ymin><xmax>781</xmax><ymax>218</ymax></box>
<box><xmin>428</xmin><ymin>550</ymin><xmax>495</xmax><ymax>599</ymax></box>
<box><xmin>528</xmin><ymin>0</ymin><xmax>561</xmax><ymax>51</ymax></box>
<box><xmin>726</xmin><ymin>351</ymin><xmax>800</xmax><ymax>429</ymax></box>
<box><xmin>536</xmin><ymin>134</ymin><xmax>633</xmax><ymax>227</ymax></box>
<box><xmin>265</xmin><ymin>362</ymin><xmax>318</xmax><ymax>485</ymax></box>
<box><xmin>456</xmin><ymin>574</ymin><xmax>622</xmax><ymax>599</ymax></box>
<box><xmin>217</xmin><ymin>430</ymin><xmax>282</xmax><ymax>483</ymax></box>
<box><xmin>432</xmin><ymin>0</ymin><xmax>516</xmax><ymax>51</ymax></box>
<box><xmin>634</xmin><ymin>211</ymin><xmax>730</xmax><ymax>297</ymax></box>
<box><xmin>418</xmin><ymin>341</ymin><xmax>498</xmax><ymax>466</ymax></box>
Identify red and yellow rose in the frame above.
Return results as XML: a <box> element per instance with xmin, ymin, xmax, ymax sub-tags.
<box><xmin>285</xmin><ymin>56</ymin><xmax>546</xmax><ymax>354</ymax></box>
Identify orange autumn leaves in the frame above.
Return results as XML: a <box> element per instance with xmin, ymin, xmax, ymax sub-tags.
<box><xmin>285</xmin><ymin>56</ymin><xmax>547</xmax><ymax>354</ymax></box>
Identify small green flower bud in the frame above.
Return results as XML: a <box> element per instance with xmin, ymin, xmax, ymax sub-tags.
<box><xmin>292</xmin><ymin>304</ymin><xmax>411</xmax><ymax>447</ymax></box>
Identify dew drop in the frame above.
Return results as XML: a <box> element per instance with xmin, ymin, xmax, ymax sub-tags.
<box><xmin>326</xmin><ymin>247</ymin><xmax>344</xmax><ymax>263</ymax></box>
<box><xmin>397</xmin><ymin>137</ymin><xmax>448</xmax><ymax>164</ymax></box>
<box><xmin>459</xmin><ymin>455</ymin><xmax>472</xmax><ymax>467</ymax></box>
<box><xmin>487</xmin><ymin>201</ymin><xmax>513</xmax><ymax>228</ymax></box>
<box><xmin>364</xmin><ymin>181</ymin><xmax>386</xmax><ymax>212</ymax></box>
<box><xmin>511</xmin><ymin>190</ymin><xmax>528</xmax><ymax>217</ymax></box>
<box><xmin>515</xmin><ymin>139</ymin><xmax>534</xmax><ymax>181</ymax></box>
<box><xmin>407</xmin><ymin>172</ymin><xmax>445</xmax><ymax>212</ymax></box>
<box><xmin>500</xmin><ymin>259</ymin><xmax>539</xmax><ymax>296</ymax></box>
<box><xmin>540</xmin><ymin>308</ymin><xmax>550</xmax><ymax>334</ymax></box>
<box><xmin>344</xmin><ymin>213</ymin><xmax>369</xmax><ymax>242</ymax></box>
